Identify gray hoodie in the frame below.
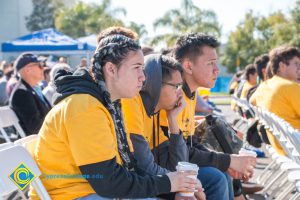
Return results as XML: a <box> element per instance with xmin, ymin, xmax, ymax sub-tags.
<box><xmin>130</xmin><ymin>54</ymin><xmax>189</xmax><ymax>175</ymax></box>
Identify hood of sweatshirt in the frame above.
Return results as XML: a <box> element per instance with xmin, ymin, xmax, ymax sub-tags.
<box><xmin>140</xmin><ymin>54</ymin><xmax>162</xmax><ymax>116</ymax></box>
<box><xmin>52</xmin><ymin>68</ymin><xmax>103</xmax><ymax>105</ymax></box>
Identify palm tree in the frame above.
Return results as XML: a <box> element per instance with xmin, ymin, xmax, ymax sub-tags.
<box><xmin>151</xmin><ymin>0</ymin><xmax>221</xmax><ymax>47</ymax></box>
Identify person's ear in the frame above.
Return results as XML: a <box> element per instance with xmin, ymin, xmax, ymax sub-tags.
<box><xmin>103</xmin><ymin>62</ymin><xmax>117</xmax><ymax>77</ymax></box>
<box><xmin>182</xmin><ymin>59</ymin><xmax>193</xmax><ymax>75</ymax></box>
<box><xmin>278</xmin><ymin>61</ymin><xmax>286</xmax><ymax>73</ymax></box>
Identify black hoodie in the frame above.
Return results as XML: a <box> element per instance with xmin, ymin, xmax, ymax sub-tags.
<box><xmin>161</xmin><ymin>81</ymin><xmax>231</xmax><ymax>172</ymax></box>
<box><xmin>128</xmin><ymin>54</ymin><xmax>189</xmax><ymax>175</ymax></box>
<box><xmin>52</xmin><ymin>68</ymin><xmax>171</xmax><ymax>198</ymax></box>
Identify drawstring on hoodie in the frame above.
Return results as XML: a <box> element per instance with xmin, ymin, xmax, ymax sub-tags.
<box><xmin>152</xmin><ymin>117</ymin><xmax>157</xmax><ymax>162</ymax></box>
<box><xmin>152</xmin><ymin>112</ymin><xmax>160</xmax><ymax>165</ymax></box>
<box><xmin>157</xmin><ymin>112</ymin><xmax>160</xmax><ymax>164</ymax></box>
<box><xmin>190</xmin><ymin>101</ymin><xmax>193</xmax><ymax>148</ymax></box>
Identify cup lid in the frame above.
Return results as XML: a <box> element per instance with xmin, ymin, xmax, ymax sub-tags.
<box><xmin>239</xmin><ymin>148</ymin><xmax>257</xmax><ymax>157</ymax></box>
<box><xmin>176</xmin><ymin>162</ymin><xmax>199</xmax><ymax>171</ymax></box>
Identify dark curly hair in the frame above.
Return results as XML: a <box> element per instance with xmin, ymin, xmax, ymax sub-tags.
<box><xmin>254</xmin><ymin>54</ymin><xmax>269</xmax><ymax>80</ymax></box>
<box><xmin>269</xmin><ymin>45</ymin><xmax>300</xmax><ymax>75</ymax></box>
<box><xmin>174</xmin><ymin>32</ymin><xmax>220</xmax><ymax>63</ymax></box>
<box><xmin>244</xmin><ymin>64</ymin><xmax>256</xmax><ymax>81</ymax></box>
<box><xmin>161</xmin><ymin>55</ymin><xmax>183</xmax><ymax>82</ymax></box>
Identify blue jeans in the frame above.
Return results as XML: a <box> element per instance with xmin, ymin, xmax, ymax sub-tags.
<box><xmin>76</xmin><ymin>194</ymin><xmax>157</xmax><ymax>200</ymax></box>
<box><xmin>76</xmin><ymin>194</ymin><xmax>112</xmax><ymax>200</ymax></box>
<box><xmin>198</xmin><ymin>167</ymin><xmax>234</xmax><ymax>200</ymax></box>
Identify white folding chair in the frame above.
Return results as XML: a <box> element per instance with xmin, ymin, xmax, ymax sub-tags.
<box><xmin>0</xmin><ymin>138</ymin><xmax>51</xmax><ymax>200</ymax></box>
<box><xmin>0</xmin><ymin>142</ymin><xmax>14</xmax><ymax>150</ymax></box>
<box><xmin>0</xmin><ymin>106</ymin><xmax>26</xmax><ymax>142</ymax></box>
<box><xmin>14</xmin><ymin>134</ymin><xmax>38</xmax><ymax>156</ymax></box>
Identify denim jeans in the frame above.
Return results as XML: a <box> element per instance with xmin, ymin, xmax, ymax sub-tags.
<box><xmin>76</xmin><ymin>194</ymin><xmax>112</xmax><ymax>200</ymax></box>
<box><xmin>198</xmin><ymin>167</ymin><xmax>234</xmax><ymax>200</ymax></box>
<box><xmin>76</xmin><ymin>194</ymin><xmax>158</xmax><ymax>200</ymax></box>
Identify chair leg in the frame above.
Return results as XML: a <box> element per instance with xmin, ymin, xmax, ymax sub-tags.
<box><xmin>262</xmin><ymin>170</ymin><xmax>285</xmax><ymax>193</ymax></box>
<box><xmin>276</xmin><ymin>182</ymin><xmax>295</xmax><ymax>200</ymax></box>
<box><xmin>267</xmin><ymin>175</ymin><xmax>288</xmax><ymax>199</ymax></box>
<box><xmin>289</xmin><ymin>192</ymin><xmax>300</xmax><ymax>200</ymax></box>
<box><xmin>256</xmin><ymin>159</ymin><xmax>277</xmax><ymax>184</ymax></box>
<box><xmin>0</xmin><ymin>128</ymin><xmax>11</xmax><ymax>142</ymax></box>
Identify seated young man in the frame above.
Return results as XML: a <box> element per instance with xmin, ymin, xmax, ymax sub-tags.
<box><xmin>160</xmin><ymin>33</ymin><xmax>257</xmax><ymax>200</ymax></box>
<box><xmin>250</xmin><ymin>45</ymin><xmax>300</xmax><ymax>155</ymax></box>
<box><xmin>122</xmin><ymin>54</ymin><xmax>206</xmax><ymax>200</ymax></box>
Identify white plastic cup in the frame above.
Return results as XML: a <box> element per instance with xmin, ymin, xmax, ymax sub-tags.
<box><xmin>176</xmin><ymin>162</ymin><xmax>199</xmax><ymax>196</ymax></box>
<box><xmin>239</xmin><ymin>148</ymin><xmax>257</xmax><ymax>157</ymax></box>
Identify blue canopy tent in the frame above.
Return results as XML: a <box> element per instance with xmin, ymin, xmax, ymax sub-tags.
<box><xmin>1</xmin><ymin>28</ymin><xmax>95</xmax><ymax>53</ymax></box>
<box><xmin>1</xmin><ymin>28</ymin><xmax>96</xmax><ymax>67</ymax></box>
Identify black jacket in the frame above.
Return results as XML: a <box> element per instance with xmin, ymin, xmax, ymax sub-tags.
<box><xmin>161</xmin><ymin>83</ymin><xmax>231</xmax><ymax>172</ymax></box>
<box><xmin>129</xmin><ymin>54</ymin><xmax>188</xmax><ymax>174</ymax></box>
<box><xmin>9</xmin><ymin>79</ymin><xmax>51</xmax><ymax>135</ymax></box>
<box><xmin>52</xmin><ymin>68</ymin><xmax>171</xmax><ymax>198</ymax></box>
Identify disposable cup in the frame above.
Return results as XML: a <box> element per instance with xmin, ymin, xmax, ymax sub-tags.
<box><xmin>176</xmin><ymin>162</ymin><xmax>199</xmax><ymax>196</ymax></box>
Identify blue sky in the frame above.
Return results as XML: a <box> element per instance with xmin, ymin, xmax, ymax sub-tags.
<box><xmin>86</xmin><ymin>0</ymin><xmax>297</xmax><ymax>44</ymax></box>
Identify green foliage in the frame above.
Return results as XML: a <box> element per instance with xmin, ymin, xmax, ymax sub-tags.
<box><xmin>128</xmin><ymin>22</ymin><xmax>148</xmax><ymax>40</ymax></box>
<box><xmin>55</xmin><ymin>0</ymin><xmax>125</xmax><ymax>38</ymax></box>
<box><xmin>220</xmin><ymin>1</ymin><xmax>300</xmax><ymax>73</ymax></box>
<box><xmin>151</xmin><ymin>0</ymin><xmax>221</xmax><ymax>47</ymax></box>
<box><xmin>26</xmin><ymin>0</ymin><xmax>57</xmax><ymax>31</ymax></box>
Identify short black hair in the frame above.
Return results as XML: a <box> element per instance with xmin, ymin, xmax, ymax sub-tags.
<box><xmin>254</xmin><ymin>54</ymin><xmax>269</xmax><ymax>80</ymax></box>
<box><xmin>161</xmin><ymin>55</ymin><xmax>183</xmax><ymax>82</ymax></box>
<box><xmin>174</xmin><ymin>32</ymin><xmax>220</xmax><ymax>63</ymax></box>
<box><xmin>244</xmin><ymin>64</ymin><xmax>256</xmax><ymax>81</ymax></box>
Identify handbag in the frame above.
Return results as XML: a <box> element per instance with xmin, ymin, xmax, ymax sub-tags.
<box><xmin>194</xmin><ymin>114</ymin><xmax>243</xmax><ymax>154</ymax></box>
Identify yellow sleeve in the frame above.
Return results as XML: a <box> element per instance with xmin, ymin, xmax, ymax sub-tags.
<box><xmin>122</xmin><ymin>97</ymin><xmax>144</xmax><ymax>136</ymax></box>
<box><xmin>65</xmin><ymin>104</ymin><xmax>117</xmax><ymax>166</ymax></box>
<box><xmin>249</xmin><ymin>90</ymin><xmax>257</xmax><ymax>106</ymax></box>
<box><xmin>240</xmin><ymin>84</ymin><xmax>249</xmax><ymax>99</ymax></box>
<box><xmin>288</xmin><ymin>84</ymin><xmax>300</xmax><ymax>116</ymax></box>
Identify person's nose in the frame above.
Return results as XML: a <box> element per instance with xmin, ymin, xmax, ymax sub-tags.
<box><xmin>139</xmin><ymin>69</ymin><xmax>146</xmax><ymax>82</ymax></box>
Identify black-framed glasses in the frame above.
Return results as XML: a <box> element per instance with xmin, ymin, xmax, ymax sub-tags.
<box><xmin>162</xmin><ymin>81</ymin><xmax>183</xmax><ymax>90</ymax></box>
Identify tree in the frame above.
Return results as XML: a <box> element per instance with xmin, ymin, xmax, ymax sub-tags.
<box><xmin>290</xmin><ymin>0</ymin><xmax>300</xmax><ymax>47</ymax></box>
<box><xmin>55</xmin><ymin>0</ymin><xmax>125</xmax><ymax>38</ymax></box>
<box><xmin>220</xmin><ymin>4</ymin><xmax>300</xmax><ymax>73</ymax></box>
<box><xmin>220</xmin><ymin>11</ymin><xmax>262</xmax><ymax>72</ymax></box>
<box><xmin>151</xmin><ymin>0</ymin><xmax>221</xmax><ymax>47</ymax></box>
<box><xmin>26</xmin><ymin>0</ymin><xmax>57</xmax><ymax>31</ymax></box>
<box><xmin>128</xmin><ymin>22</ymin><xmax>148</xmax><ymax>41</ymax></box>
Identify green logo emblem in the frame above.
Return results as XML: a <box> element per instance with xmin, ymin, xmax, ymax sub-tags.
<box><xmin>9</xmin><ymin>163</ymin><xmax>36</xmax><ymax>190</ymax></box>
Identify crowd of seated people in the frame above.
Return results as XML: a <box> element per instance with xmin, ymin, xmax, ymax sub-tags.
<box><xmin>0</xmin><ymin>26</ymin><xmax>273</xmax><ymax>200</ymax></box>
<box><xmin>231</xmin><ymin>45</ymin><xmax>300</xmax><ymax>157</ymax></box>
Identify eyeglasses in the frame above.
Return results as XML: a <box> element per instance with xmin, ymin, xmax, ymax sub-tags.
<box><xmin>162</xmin><ymin>81</ymin><xmax>183</xmax><ymax>90</ymax></box>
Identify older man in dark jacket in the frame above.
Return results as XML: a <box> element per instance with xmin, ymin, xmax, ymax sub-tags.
<box><xmin>9</xmin><ymin>53</ymin><xmax>51</xmax><ymax>135</ymax></box>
